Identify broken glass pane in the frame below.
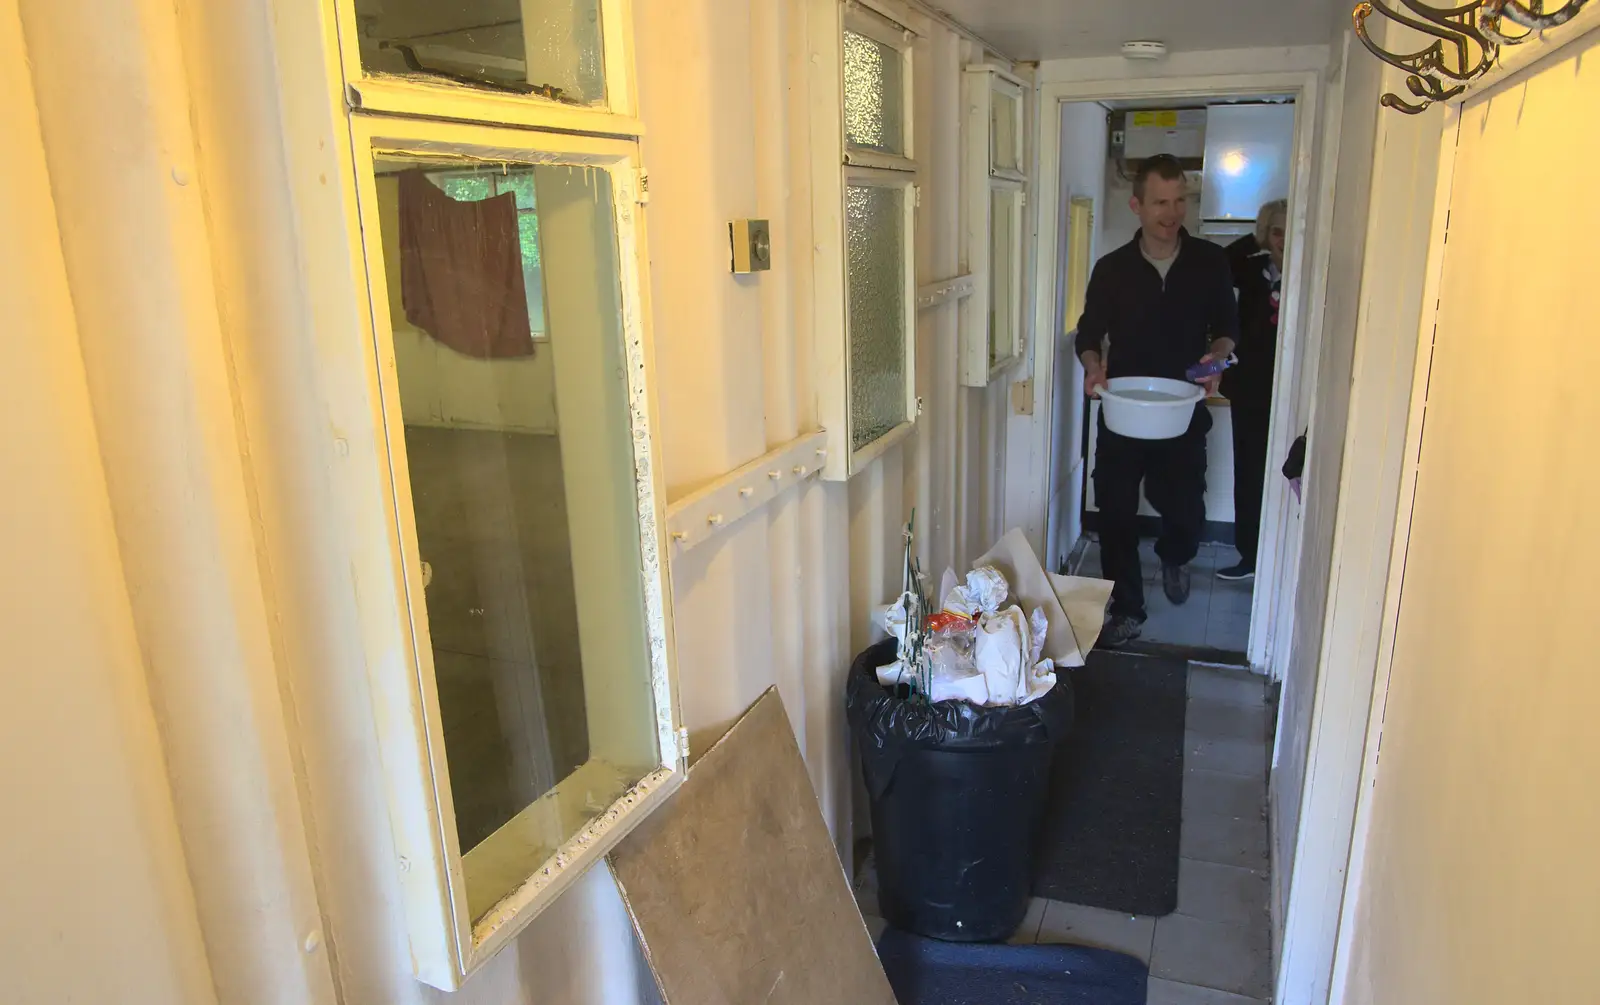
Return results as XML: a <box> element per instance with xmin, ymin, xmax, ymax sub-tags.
<box><xmin>354</xmin><ymin>0</ymin><xmax>606</xmax><ymax>106</ymax></box>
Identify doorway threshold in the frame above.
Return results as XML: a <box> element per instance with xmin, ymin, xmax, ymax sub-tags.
<box><xmin>1117</xmin><ymin>638</ymin><xmax>1248</xmax><ymax>668</ymax></box>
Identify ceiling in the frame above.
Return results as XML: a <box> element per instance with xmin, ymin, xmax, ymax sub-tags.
<box><xmin>930</xmin><ymin>0</ymin><xmax>1333</xmax><ymax>61</ymax></box>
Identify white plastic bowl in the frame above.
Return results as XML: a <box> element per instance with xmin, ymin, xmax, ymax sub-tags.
<box><xmin>1098</xmin><ymin>377</ymin><xmax>1205</xmax><ymax>440</ymax></box>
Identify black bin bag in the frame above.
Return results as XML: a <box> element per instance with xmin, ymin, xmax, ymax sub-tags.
<box><xmin>847</xmin><ymin>638</ymin><xmax>1074</xmax><ymax>943</ymax></box>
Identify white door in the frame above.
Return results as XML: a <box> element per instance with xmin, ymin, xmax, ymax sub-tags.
<box><xmin>1333</xmin><ymin>35</ymin><xmax>1600</xmax><ymax>1002</ymax></box>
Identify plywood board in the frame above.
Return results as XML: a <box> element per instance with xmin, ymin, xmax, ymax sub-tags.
<box><xmin>608</xmin><ymin>689</ymin><xmax>896</xmax><ymax>1005</ymax></box>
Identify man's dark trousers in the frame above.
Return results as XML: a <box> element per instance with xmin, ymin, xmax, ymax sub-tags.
<box><xmin>1094</xmin><ymin>405</ymin><xmax>1210</xmax><ymax>620</ymax></box>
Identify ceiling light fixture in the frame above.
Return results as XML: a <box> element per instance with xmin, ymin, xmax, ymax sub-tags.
<box><xmin>1120</xmin><ymin>40</ymin><xmax>1168</xmax><ymax>60</ymax></box>
<box><xmin>1353</xmin><ymin>0</ymin><xmax>1590</xmax><ymax>114</ymax></box>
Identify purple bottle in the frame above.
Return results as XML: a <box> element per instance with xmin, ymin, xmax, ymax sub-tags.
<box><xmin>1186</xmin><ymin>355</ymin><xmax>1237</xmax><ymax>383</ymax></box>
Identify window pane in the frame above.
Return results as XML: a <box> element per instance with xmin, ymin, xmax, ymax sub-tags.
<box><xmin>992</xmin><ymin>88</ymin><xmax>1019</xmax><ymax>173</ymax></box>
<box><xmin>990</xmin><ymin>187</ymin><xmax>1017</xmax><ymax>365</ymax></box>
<box><xmin>843</xmin><ymin>29</ymin><xmax>904</xmax><ymax>155</ymax></box>
<box><xmin>424</xmin><ymin>172</ymin><xmax>549</xmax><ymax>336</ymax></box>
<box><xmin>846</xmin><ymin>183</ymin><xmax>907</xmax><ymax>450</ymax></box>
<box><xmin>516</xmin><ymin>212</ymin><xmax>547</xmax><ymax>335</ymax></box>
<box><xmin>353</xmin><ymin>0</ymin><xmax>605</xmax><ymax>105</ymax></box>
<box><xmin>373</xmin><ymin>157</ymin><xmax>658</xmax><ymax>921</ymax></box>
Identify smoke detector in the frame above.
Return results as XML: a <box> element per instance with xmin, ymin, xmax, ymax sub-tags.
<box><xmin>1121</xmin><ymin>40</ymin><xmax>1168</xmax><ymax>60</ymax></box>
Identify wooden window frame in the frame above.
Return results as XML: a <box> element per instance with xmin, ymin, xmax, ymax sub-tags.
<box><xmin>810</xmin><ymin>0</ymin><xmax>922</xmax><ymax>480</ymax></box>
<box><xmin>332</xmin><ymin>0</ymin><xmax>641</xmax><ymax>137</ymax></box>
<box><xmin>961</xmin><ymin>65</ymin><xmax>1028</xmax><ymax>387</ymax></box>
<box><xmin>320</xmin><ymin>2</ymin><xmax>682</xmax><ymax>990</ymax></box>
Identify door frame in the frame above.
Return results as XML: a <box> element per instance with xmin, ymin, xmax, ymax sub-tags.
<box><xmin>1027</xmin><ymin>65</ymin><xmax>1326</xmax><ymax>674</ymax></box>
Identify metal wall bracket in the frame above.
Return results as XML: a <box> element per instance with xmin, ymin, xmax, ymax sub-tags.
<box><xmin>1354</xmin><ymin>1</ymin><xmax>1591</xmax><ymax>114</ymax></box>
<box><xmin>916</xmin><ymin>274</ymin><xmax>976</xmax><ymax>311</ymax></box>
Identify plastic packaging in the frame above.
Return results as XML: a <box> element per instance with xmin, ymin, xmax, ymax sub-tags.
<box><xmin>849</xmin><ymin>638</ymin><xmax>1074</xmax><ymax>942</ymax></box>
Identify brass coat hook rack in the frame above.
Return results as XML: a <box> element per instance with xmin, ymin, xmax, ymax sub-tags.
<box><xmin>1354</xmin><ymin>0</ymin><xmax>1591</xmax><ymax>113</ymax></box>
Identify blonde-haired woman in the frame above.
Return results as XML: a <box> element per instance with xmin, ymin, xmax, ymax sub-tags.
<box><xmin>1219</xmin><ymin>199</ymin><xmax>1287</xmax><ymax>581</ymax></box>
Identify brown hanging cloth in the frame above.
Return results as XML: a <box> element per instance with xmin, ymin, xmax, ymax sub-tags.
<box><xmin>398</xmin><ymin>169</ymin><xmax>534</xmax><ymax>359</ymax></box>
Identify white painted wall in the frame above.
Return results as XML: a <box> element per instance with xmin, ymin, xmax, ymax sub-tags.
<box><xmin>0</xmin><ymin>2</ymin><xmax>1017</xmax><ymax>1004</ymax></box>
<box><xmin>1044</xmin><ymin>100</ymin><xmax>1107</xmax><ymax>571</ymax></box>
<box><xmin>1270</xmin><ymin>28</ymin><xmax>1380</xmax><ymax>936</ymax></box>
<box><xmin>1335</xmin><ymin>26</ymin><xmax>1600</xmax><ymax>1003</ymax></box>
<box><xmin>1272</xmin><ymin>14</ymin><xmax>1448</xmax><ymax>1003</ymax></box>
<box><xmin>0</xmin><ymin>7</ymin><xmax>216</xmax><ymax>1001</ymax></box>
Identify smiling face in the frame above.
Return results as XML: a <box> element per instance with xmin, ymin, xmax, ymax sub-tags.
<box><xmin>1266</xmin><ymin>218</ymin><xmax>1287</xmax><ymax>267</ymax></box>
<box><xmin>1131</xmin><ymin>172</ymin><xmax>1188</xmax><ymax>246</ymax></box>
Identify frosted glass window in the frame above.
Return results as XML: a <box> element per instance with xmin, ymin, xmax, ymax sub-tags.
<box><xmin>843</xmin><ymin>29</ymin><xmax>904</xmax><ymax>155</ymax></box>
<box><xmin>990</xmin><ymin>187</ymin><xmax>1018</xmax><ymax>364</ymax></box>
<box><xmin>846</xmin><ymin>183</ymin><xmax>908</xmax><ymax>450</ymax></box>
<box><xmin>374</xmin><ymin>155</ymin><xmax>658</xmax><ymax>923</ymax></box>
<box><xmin>992</xmin><ymin>89</ymin><xmax>1020</xmax><ymax>173</ymax></box>
<box><xmin>354</xmin><ymin>0</ymin><xmax>606</xmax><ymax>105</ymax></box>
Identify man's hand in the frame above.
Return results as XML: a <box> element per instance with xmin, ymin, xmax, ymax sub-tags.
<box><xmin>1194</xmin><ymin>352</ymin><xmax>1224</xmax><ymax>397</ymax></box>
<box><xmin>1193</xmin><ymin>338</ymin><xmax>1235</xmax><ymax>397</ymax></box>
<box><xmin>1082</xmin><ymin>351</ymin><xmax>1108</xmax><ymax>398</ymax></box>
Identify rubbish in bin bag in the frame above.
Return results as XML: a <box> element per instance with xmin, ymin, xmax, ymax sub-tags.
<box><xmin>940</xmin><ymin>566</ymin><xmax>1009</xmax><ymax>620</ymax></box>
<box><xmin>848</xmin><ymin>637</ymin><xmax>1074</xmax><ymax>942</ymax></box>
<box><xmin>873</xmin><ymin>524</ymin><xmax>1113</xmax><ymax>707</ymax></box>
<box><xmin>976</xmin><ymin>529</ymin><xmax>1113</xmax><ymax>668</ymax></box>
<box><xmin>877</xmin><ymin>568</ymin><xmax>1057</xmax><ymax>706</ymax></box>
<box><xmin>886</xmin><ymin>513</ymin><xmax>936</xmax><ymax>702</ymax></box>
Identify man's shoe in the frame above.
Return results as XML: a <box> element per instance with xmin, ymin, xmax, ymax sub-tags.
<box><xmin>1100</xmin><ymin>614</ymin><xmax>1145</xmax><ymax>649</ymax></box>
<box><xmin>1217</xmin><ymin>562</ymin><xmax>1256</xmax><ymax>582</ymax></box>
<box><xmin>1162</xmin><ymin>563</ymin><xmax>1192</xmax><ymax>605</ymax></box>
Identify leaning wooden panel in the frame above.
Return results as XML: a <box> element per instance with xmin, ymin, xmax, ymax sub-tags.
<box><xmin>609</xmin><ymin>688</ymin><xmax>897</xmax><ymax>1005</ymax></box>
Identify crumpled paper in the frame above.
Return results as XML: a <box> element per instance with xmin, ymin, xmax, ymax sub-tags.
<box><xmin>977</xmin><ymin>529</ymin><xmax>1113</xmax><ymax>668</ymax></box>
<box><xmin>873</xmin><ymin>530</ymin><xmax>1114</xmax><ymax>708</ymax></box>
<box><xmin>940</xmin><ymin>566</ymin><xmax>1009</xmax><ymax>620</ymax></box>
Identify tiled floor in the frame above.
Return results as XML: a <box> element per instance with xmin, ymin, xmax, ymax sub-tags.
<box><xmin>858</xmin><ymin>663</ymin><xmax>1274</xmax><ymax>1003</ymax></box>
<box><xmin>1077</xmin><ymin>539</ymin><xmax>1255</xmax><ymax>653</ymax></box>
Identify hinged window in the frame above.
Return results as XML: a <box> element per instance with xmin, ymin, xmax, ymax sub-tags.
<box><xmin>961</xmin><ymin>65</ymin><xmax>1027</xmax><ymax>387</ymax></box>
<box><xmin>337</xmin><ymin>0</ymin><xmax>640</xmax><ymax>135</ymax></box>
<box><xmin>811</xmin><ymin>0</ymin><xmax>921</xmax><ymax>479</ymax></box>
<box><xmin>324</xmin><ymin>0</ymin><xmax>680</xmax><ymax>990</ymax></box>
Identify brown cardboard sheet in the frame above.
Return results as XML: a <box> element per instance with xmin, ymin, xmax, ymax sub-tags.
<box><xmin>608</xmin><ymin>689</ymin><xmax>896</xmax><ymax>1005</ymax></box>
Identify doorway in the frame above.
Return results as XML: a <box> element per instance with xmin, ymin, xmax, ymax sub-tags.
<box><xmin>1061</xmin><ymin>94</ymin><xmax>1298</xmax><ymax>660</ymax></box>
<box><xmin>1033</xmin><ymin>69</ymin><xmax>1324</xmax><ymax>675</ymax></box>
<box><xmin>1017</xmin><ymin>62</ymin><xmax>1330</xmax><ymax>1004</ymax></box>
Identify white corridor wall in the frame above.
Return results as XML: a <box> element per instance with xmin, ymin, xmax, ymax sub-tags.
<box><xmin>0</xmin><ymin>1</ymin><xmax>1023</xmax><ymax>1004</ymax></box>
<box><xmin>1334</xmin><ymin>20</ymin><xmax>1600</xmax><ymax>1004</ymax></box>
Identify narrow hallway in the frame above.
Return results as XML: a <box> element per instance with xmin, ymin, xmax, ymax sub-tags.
<box><xmin>857</xmin><ymin>661</ymin><xmax>1275</xmax><ymax>1002</ymax></box>
<box><xmin>1075</xmin><ymin>540</ymin><xmax>1256</xmax><ymax>655</ymax></box>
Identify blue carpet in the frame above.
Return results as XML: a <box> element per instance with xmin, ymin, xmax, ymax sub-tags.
<box><xmin>877</xmin><ymin>929</ymin><xmax>1148</xmax><ymax>1005</ymax></box>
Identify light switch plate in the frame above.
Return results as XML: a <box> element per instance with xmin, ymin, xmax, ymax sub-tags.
<box><xmin>730</xmin><ymin>219</ymin><xmax>772</xmax><ymax>273</ymax></box>
<box><xmin>1011</xmin><ymin>379</ymin><xmax>1035</xmax><ymax>416</ymax></box>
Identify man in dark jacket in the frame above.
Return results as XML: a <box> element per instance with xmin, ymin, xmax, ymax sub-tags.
<box><xmin>1078</xmin><ymin>155</ymin><xmax>1239</xmax><ymax>647</ymax></box>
